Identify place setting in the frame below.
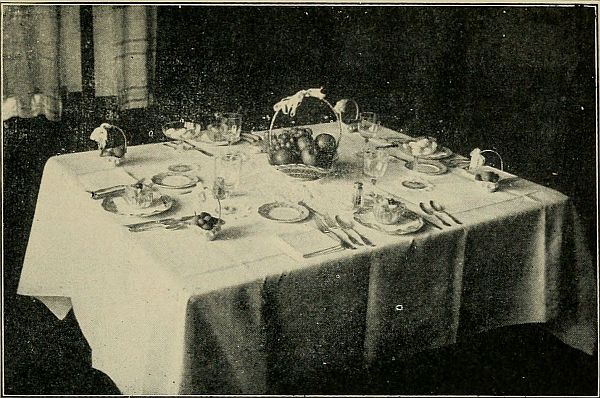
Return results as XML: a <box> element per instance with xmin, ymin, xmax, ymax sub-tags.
<box><xmin>100</xmin><ymin>181</ymin><xmax>175</xmax><ymax>218</ymax></box>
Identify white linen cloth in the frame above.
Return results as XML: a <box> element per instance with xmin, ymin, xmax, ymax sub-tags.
<box><xmin>18</xmin><ymin>124</ymin><xmax>596</xmax><ymax>394</ymax></box>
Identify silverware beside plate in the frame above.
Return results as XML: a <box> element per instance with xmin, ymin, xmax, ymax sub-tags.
<box><xmin>335</xmin><ymin>215</ymin><xmax>376</xmax><ymax>247</ymax></box>
<box><xmin>90</xmin><ymin>185</ymin><xmax>127</xmax><ymax>200</ymax></box>
<box><xmin>303</xmin><ymin>244</ymin><xmax>345</xmax><ymax>258</ymax></box>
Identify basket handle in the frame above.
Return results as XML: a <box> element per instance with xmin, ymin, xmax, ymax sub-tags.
<box><xmin>269</xmin><ymin>88</ymin><xmax>344</xmax><ymax>148</ymax></box>
<box><xmin>480</xmin><ymin>149</ymin><xmax>504</xmax><ymax>171</ymax></box>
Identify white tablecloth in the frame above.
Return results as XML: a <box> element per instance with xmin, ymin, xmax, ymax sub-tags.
<box><xmin>17</xmin><ymin>124</ymin><xmax>597</xmax><ymax>394</ymax></box>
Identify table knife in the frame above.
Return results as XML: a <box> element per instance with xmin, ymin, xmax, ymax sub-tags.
<box><xmin>90</xmin><ymin>185</ymin><xmax>127</xmax><ymax>200</ymax></box>
<box><xmin>125</xmin><ymin>215</ymin><xmax>196</xmax><ymax>229</ymax></box>
<box><xmin>182</xmin><ymin>139</ymin><xmax>214</xmax><ymax>157</ymax></box>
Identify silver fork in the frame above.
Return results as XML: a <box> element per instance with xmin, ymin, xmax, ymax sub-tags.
<box><xmin>314</xmin><ymin>217</ymin><xmax>356</xmax><ymax>250</ymax></box>
<box><xmin>129</xmin><ymin>221</ymin><xmax>187</xmax><ymax>232</ymax></box>
<box><xmin>322</xmin><ymin>214</ymin><xmax>363</xmax><ymax>247</ymax></box>
<box><xmin>300</xmin><ymin>201</ymin><xmax>358</xmax><ymax>249</ymax></box>
<box><xmin>419</xmin><ymin>202</ymin><xmax>451</xmax><ymax>227</ymax></box>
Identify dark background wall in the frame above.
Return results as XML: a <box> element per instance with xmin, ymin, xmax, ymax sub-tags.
<box><xmin>153</xmin><ymin>5</ymin><xmax>596</xmax><ymax>243</ymax></box>
<box><xmin>3</xmin><ymin>5</ymin><xmax>597</xmax><ymax>394</ymax></box>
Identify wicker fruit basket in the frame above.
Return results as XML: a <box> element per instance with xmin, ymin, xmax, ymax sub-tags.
<box><xmin>267</xmin><ymin>88</ymin><xmax>346</xmax><ymax>180</ymax></box>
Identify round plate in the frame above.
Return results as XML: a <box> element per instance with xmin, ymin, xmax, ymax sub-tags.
<box><xmin>195</xmin><ymin>133</ymin><xmax>241</xmax><ymax>147</ymax></box>
<box><xmin>163</xmin><ymin>121</ymin><xmax>203</xmax><ymax>141</ymax></box>
<box><xmin>102</xmin><ymin>195</ymin><xmax>174</xmax><ymax>217</ymax></box>
<box><xmin>151</xmin><ymin>172</ymin><xmax>198</xmax><ymax>189</ymax></box>
<box><xmin>399</xmin><ymin>177</ymin><xmax>435</xmax><ymax>191</ymax></box>
<box><xmin>276</xmin><ymin>164</ymin><xmax>331</xmax><ymax>180</ymax></box>
<box><xmin>398</xmin><ymin>143</ymin><xmax>453</xmax><ymax>160</ymax></box>
<box><xmin>353</xmin><ymin>207</ymin><xmax>424</xmax><ymax>235</ymax></box>
<box><xmin>258</xmin><ymin>202</ymin><xmax>310</xmax><ymax>223</ymax></box>
<box><xmin>168</xmin><ymin>163</ymin><xmax>195</xmax><ymax>173</ymax></box>
<box><xmin>404</xmin><ymin>159</ymin><xmax>448</xmax><ymax>175</ymax></box>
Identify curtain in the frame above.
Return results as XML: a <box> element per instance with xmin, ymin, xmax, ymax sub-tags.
<box><xmin>93</xmin><ymin>6</ymin><xmax>157</xmax><ymax>111</ymax></box>
<box><xmin>2</xmin><ymin>5</ymin><xmax>157</xmax><ymax>121</ymax></box>
<box><xmin>2</xmin><ymin>5</ymin><xmax>81</xmax><ymax>121</ymax></box>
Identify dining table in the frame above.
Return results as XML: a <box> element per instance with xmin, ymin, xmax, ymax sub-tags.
<box><xmin>17</xmin><ymin>122</ymin><xmax>597</xmax><ymax>394</ymax></box>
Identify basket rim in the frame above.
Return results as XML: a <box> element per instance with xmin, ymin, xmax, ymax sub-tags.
<box><xmin>268</xmin><ymin>89</ymin><xmax>344</xmax><ymax>149</ymax></box>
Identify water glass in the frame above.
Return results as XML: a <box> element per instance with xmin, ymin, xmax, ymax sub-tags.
<box><xmin>355</xmin><ymin>112</ymin><xmax>380</xmax><ymax>157</ymax></box>
<box><xmin>358</xmin><ymin>112</ymin><xmax>380</xmax><ymax>142</ymax></box>
<box><xmin>363</xmin><ymin>148</ymin><xmax>389</xmax><ymax>196</ymax></box>
<box><xmin>213</xmin><ymin>152</ymin><xmax>243</xmax><ymax>199</ymax></box>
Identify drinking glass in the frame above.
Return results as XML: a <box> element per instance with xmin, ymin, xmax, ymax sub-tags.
<box><xmin>212</xmin><ymin>152</ymin><xmax>243</xmax><ymax>214</ymax></box>
<box><xmin>219</xmin><ymin>113</ymin><xmax>242</xmax><ymax>151</ymax></box>
<box><xmin>356</xmin><ymin>111</ymin><xmax>380</xmax><ymax>157</ymax></box>
<box><xmin>363</xmin><ymin>147</ymin><xmax>389</xmax><ymax>198</ymax></box>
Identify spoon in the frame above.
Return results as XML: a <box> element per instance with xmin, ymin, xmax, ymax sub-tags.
<box><xmin>430</xmin><ymin>200</ymin><xmax>462</xmax><ymax>225</ymax></box>
<box><xmin>419</xmin><ymin>202</ymin><xmax>451</xmax><ymax>227</ymax></box>
<box><xmin>335</xmin><ymin>215</ymin><xmax>376</xmax><ymax>247</ymax></box>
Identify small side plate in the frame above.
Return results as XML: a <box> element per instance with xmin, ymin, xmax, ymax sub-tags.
<box><xmin>151</xmin><ymin>172</ymin><xmax>198</xmax><ymax>189</ymax></box>
<box><xmin>399</xmin><ymin>177</ymin><xmax>435</xmax><ymax>191</ymax></box>
<box><xmin>168</xmin><ymin>163</ymin><xmax>196</xmax><ymax>173</ymax></box>
<box><xmin>258</xmin><ymin>202</ymin><xmax>310</xmax><ymax>223</ymax></box>
<box><xmin>404</xmin><ymin>159</ymin><xmax>448</xmax><ymax>175</ymax></box>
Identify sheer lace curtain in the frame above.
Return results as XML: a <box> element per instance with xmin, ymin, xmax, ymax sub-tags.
<box><xmin>2</xmin><ymin>5</ymin><xmax>81</xmax><ymax>121</ymax></box>
<box><xmin>2</xmin><ymin>5</ymin><xmax>157</xmax><ymax>122</ymax></box>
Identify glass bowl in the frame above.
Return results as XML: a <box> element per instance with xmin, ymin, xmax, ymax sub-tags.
<box><xmin>372</xmin><ymin>196</ymin><xmax>408</xmax><ymax>225</ymax></box>
<box><xmin>123</xmin><ymin>184</ymin><xmax>156</xmax><ymax>209</ymax></box>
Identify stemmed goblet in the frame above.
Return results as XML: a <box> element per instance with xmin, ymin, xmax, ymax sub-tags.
<box><xmin>356</xmin><ymin>111</ymin><xmax>380</xmax><ymax>157</ymax></box>
<box><xmin>212</xmin><ymin>152</ymin><xmax>243</xmax><ymax>215</ymax></box>
<box><xmin>363</xmin><ymin>147</ymin><xmax>390</xmax><ymax>199</ymax></box>
<box><xmin>219</xmin><ymin>112</ymin><xmax>242</xmax><ymax>154</ymax></box>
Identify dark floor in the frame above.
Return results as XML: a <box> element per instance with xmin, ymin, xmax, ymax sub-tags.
<box><xmin>4</xmin><ymin>296</ymin><xmax>598</xmax><ymax>395</ymax></box>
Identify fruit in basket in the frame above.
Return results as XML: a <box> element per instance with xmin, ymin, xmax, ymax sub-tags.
<box><xmin>315</xmin><ymin>133</ymin><xmax>337</xmax><ymax>153</ymax></box>
<box><xmin>300</xmin><ymin>147</ymin><xmax>318</xmax><ymax>166</ymax></box>
<box><xmin>272</xmin><ymin>148</ymin><xmax>296</xmax><ymax>165</ymax></box>
<box><xmin>296</xmin><ymin>136</ymin><xmax>313</xmax><ymax>151</ymax></box>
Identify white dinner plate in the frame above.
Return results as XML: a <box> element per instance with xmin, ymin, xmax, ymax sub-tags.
<box><xmin>102</xmin><ymin>195</ymin><xmax>174</xmax><ymax>217</ymax></box>
<box><xmin>258</xmin><ymin>202</ymin><xmax>310</xmax><ymax>223</ymax></box>
<box><xmin>168</xmin><ymin>163</ymin><xmax>196</xmax><ymax>173</ymax></box>
<box><xmin>151</xmin><ymin>172</ymin><xmax>198</xmax><ymax>189</ymax></box>
<box><xmin>404</xmin><ymin>159</ymin><xmax>448</xmax><ymax>175</ymax></box>
<box><xmin>397</xmin><ymin>143</ymin><xmax>453</xmax><ymax>160</ymax></box>
<box><xmin>353</xmin><ymin>207</ymin><xmax>424</xmax><ymax>235</ymax></box>
<box><xmin>194</xmin><ymin>132</ymin><xmax>241</xmax><ymax>147</ymax></box>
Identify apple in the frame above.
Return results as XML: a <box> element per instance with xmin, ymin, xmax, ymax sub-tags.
<box><xmin>296</xmin><ymin>136</ymin><xmax>313</xmax><ymax>151</ymax></box>
<box><xmin>301</xmin><ymin>147</ymin><xmax>318</xmax><ymax>166</ymax></box>
<box><xmin>315</xmin><ymin>133</ymin><xmax>337</xmax><ymax>153</ymax></box>
<box><xmin>272</xmin><ymin>148</ymin><xmax>295</xmax><ymax>165</ymax></box>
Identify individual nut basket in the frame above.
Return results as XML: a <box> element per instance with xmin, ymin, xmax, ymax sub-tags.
<box><xmin>267</xmin><ymin>88</ymin><xmax>346</xmax><ymax>180</ymax></box>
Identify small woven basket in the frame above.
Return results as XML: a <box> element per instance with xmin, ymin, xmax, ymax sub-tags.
<box><xmin>267</xmin><ymin>88</ymin><xmax>344</xmax><ymax>180</ymax></box>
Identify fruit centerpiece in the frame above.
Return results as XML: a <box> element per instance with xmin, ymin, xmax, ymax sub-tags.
<box><xmin>267</xmin><ymin>87</ymin><xmax>346</xmax><ymax>180</ymax></box>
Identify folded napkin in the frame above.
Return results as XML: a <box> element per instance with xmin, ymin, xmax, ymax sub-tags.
<box><xmin>78</xmin><ymin>168</ymin><xmax>137</xmax><ymax>199</ymax></box>
<box><xmin>275</xmin><ymin>229</ymin><xmax>342</xmax><ymax>261</ymax></box>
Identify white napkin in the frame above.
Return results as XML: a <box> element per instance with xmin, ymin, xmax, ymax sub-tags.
<box><xmin>275</xmin><ymin>229</ymin><xmax>341</xmax><ymax>261</ymax></box>
<box><xmin>78</xmin><ymin>168</ymin><xmax>137</xmax><ymax>192</ymax></box>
